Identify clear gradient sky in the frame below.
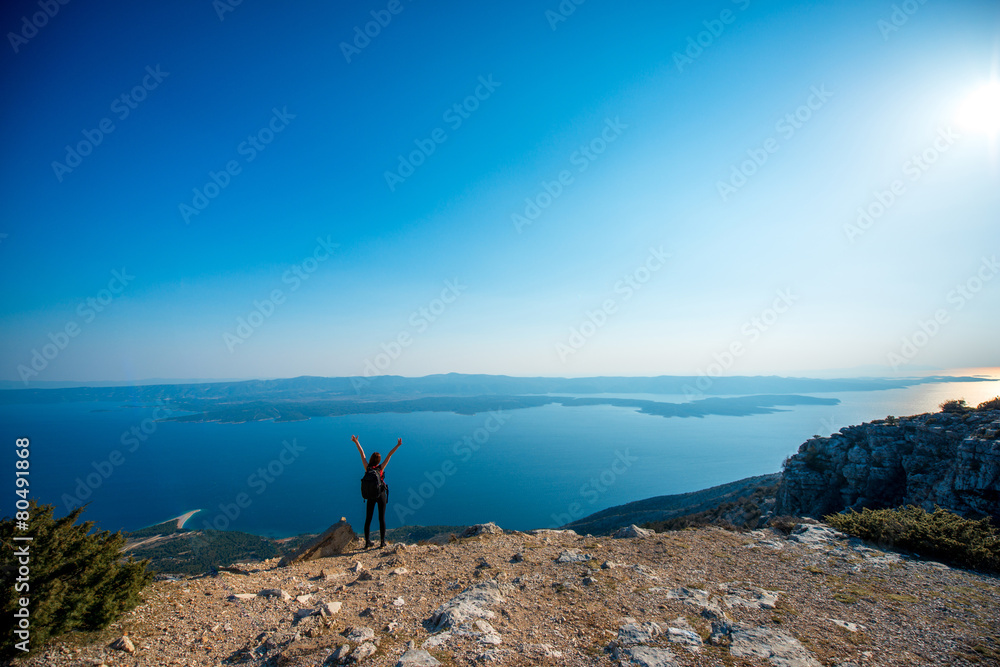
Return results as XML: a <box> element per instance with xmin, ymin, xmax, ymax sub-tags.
<box><xmin>1</xmin><ymin>0</ymin><xmax>998</xmax><ymax>384</ymax></box>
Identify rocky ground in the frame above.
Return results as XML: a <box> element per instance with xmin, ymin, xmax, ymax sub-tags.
<box><xmin>16</xmin><ymin>522</ymin><xmax>1000</xmax><ymax>667</ymax></box>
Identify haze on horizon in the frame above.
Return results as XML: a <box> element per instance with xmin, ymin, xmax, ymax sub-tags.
<box><xmin>1</xmin><ymin>0</ymin><xmax>998</xmax><ymax>385</ymax></box>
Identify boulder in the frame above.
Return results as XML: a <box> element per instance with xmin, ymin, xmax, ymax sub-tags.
<box><xmin>427</xmin><ymin>580</ymin><xmax>504</xmax><ymax>631</ymax></box>
<box><xmin>728</xmin><ymin>625</ymin><xmax>821</xmax><ymax>667</ymax></box>
<box><xmin>617</xmin><ymin>620</ymin><xmax>662</xmax><ymax>645</ymax></box>
<box><xmin>613</xmin><ymin>524</ymin><xmax>654</xmax><ymax>539</ymax></box>
<box><xmin>279</xmin><ymin>518</ymin><xmax>356</xmax><ymax>566</ymax></box>
<box><xmin>352</xmin><ymin>642</ymin><xmax>377</xmax><ymax>661</ymax></box>
<box><xmin>110</xmin><ymin>635</ymin><xmax>135</xmax><ymax>653</ymax></box>
<box><xmin>460</xmin><ymin>522</ymin><xmax>504</xmax><ymax>537</ymax></box>
<box><xmin>343</xmin><ymin>626</ymin><xmax>376</xmax><ymax>643</ymax></box>
<box><xmin>554</xmin><ymin>549</ymin><xmax>591</xmax><ymax>563</ymax></box>
<box><xmin>319</xmin><ymin>601</ymin><xmax>342</xmax><ymax>616</ymax></box>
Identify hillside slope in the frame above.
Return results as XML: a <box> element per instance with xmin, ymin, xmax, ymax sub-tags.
<box><xmin>21</xmin><ymin>524</ymin><xmax>1000</xmax><ymax>666</ymax></box>
<box><xmin>564</xmin><ymin>474</ymin><xmax>780</xmax><ymax>535</ymax></box>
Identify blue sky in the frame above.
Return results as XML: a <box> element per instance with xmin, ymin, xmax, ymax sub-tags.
<box><xmin>1</xmin><ymin>0</ymin><xmax>998</xmax><ymax>383</ymax></box>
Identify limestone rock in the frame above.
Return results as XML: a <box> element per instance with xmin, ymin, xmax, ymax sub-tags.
<box><xmin>343</xmin><ymin>626</ymin><xmax>375</xmax><ymax>643</ymax></box>
<box><xmin>279</xmin><ymin>518</ymin><xmax>356</xmax><ymax>566</ymax></box>
<box><xmin>396</xmin><ymin>648</ymin><xmax>442</xmax><ymax>666</ymax></box>
<box><xmin>721</xmin><ymin>582</ymin><xmax>780</xmax><ymax>609</ymax></box>
<box><xmin>728</xmin><ymin>625</ymin><xmax>822</xmax><ymax>667</ymax></box>
<box><xmin>667</xmin><ymin>627</ymin><xmax>703</xmax><ymax>652</ymax></box>
<box><xmin>110</xmin><ymin>634</ymin><xmax>135</xmax><ymax>653</ymax></box>
<box><xmin>427</xmin><ymin>580</ymin><xmax>504</xmax><ymax>631</ymax></box>
<box><xmin>319</xmin><ymin>601</ymin><xmax>342</xmax><ymax>616</ymax></box>
<box><xmin>617</xmin><ymin>619</ymin><xmax>662</xmax><ymax>645</ymax></box>
<box><xmin>460</xmin><ymin>522</ymin><xmax>504</xmax><ymax>537</ymax></box>
<box><xmin>330</xmin><ymin>643</ymin><xmax>351</xmax><ymax>663</ymax></box>
<box><xmin>613</xmin><ymin>523</ymin><xmax>654</xmax><ymax>539</ymax></box>
<box><xmin>776</xmin><ymin>409</ymin><xmax>1000</xmax><ymax>522</ymax></box>
<box><xmin>554</xmin><ymin>549</ymin><xmax>591</xmax><ymax>563</ymax></box>
<box><xmin>352</xmin><ymin>641</ymin><xmax>377</xmax><ymax>661</ymax></box>
<box><xmin>422</xmin><ymin>632</ymin><xmax>452</xmax><ymax>649</ymax></box>
<box><xmin>613</xmin><ymin>645</ymin><xmax>678</xmax><ymax>666</ymax></box>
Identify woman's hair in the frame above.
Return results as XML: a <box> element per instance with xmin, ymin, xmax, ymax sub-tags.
<box><xmin>368</xmin><ymin>452</ymin><xmax>381</xmax><ymax>469</ymax></box>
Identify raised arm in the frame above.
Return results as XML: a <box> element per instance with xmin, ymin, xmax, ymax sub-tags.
<box><xmin>382</xmin><ymin>438</ymin><xmax>402</xmax><ymax>470</ymax></box>
<box><xmin>352</xmin><ymin>435</ymin><xmax>368</xmax><ymax>471</ymax></box>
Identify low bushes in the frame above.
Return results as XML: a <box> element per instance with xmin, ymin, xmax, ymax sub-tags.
<box><xmin>825</xmin><ymin>505</ymin><xmax>1000</xmax><ymax>573</ymax></box>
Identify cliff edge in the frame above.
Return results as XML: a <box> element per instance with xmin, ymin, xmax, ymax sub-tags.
<box><xmin>776</xmin><ymin>405</ymin><xmax>1000</xmax><ymax>522</ymax></box>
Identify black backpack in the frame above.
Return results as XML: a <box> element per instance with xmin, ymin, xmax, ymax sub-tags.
<box><xmin>361</xmin><ymin>466</ymin><xmax>384</xmax><ymax>501</ymax></box>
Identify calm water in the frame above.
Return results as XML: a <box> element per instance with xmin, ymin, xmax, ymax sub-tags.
<box><xmin>2</xmin><ymin>371</ymin><xmax>997</xmax><ymax>535</ymax></box>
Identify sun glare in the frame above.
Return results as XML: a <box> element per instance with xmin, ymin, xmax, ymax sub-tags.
<box><xmin>956</xmin><ymin>81</ymin><xmax>1000</xmax><ymax>135</ymax></box>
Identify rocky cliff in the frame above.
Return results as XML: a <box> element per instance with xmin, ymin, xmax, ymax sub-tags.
<box><xmin>776</xmin><ymin>406</ymin><xmax>1000</xmax><ymax>521</ymax></box>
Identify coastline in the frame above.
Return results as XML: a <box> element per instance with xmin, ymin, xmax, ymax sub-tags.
<box><xmin>174</xmin><ymin>509</ymin><xmax>201</xmax><ymax>529</ymax></box>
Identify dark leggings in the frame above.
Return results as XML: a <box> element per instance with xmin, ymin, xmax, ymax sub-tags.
<box><xmin>364</xmin><ymin>488</ymin><xmax>387</xmax><ymax>544</ymax></box>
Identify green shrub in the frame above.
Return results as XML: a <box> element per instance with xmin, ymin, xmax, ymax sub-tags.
<box><xmin>0</xmin><ymin>502</ymin><xmax>152</xmax><ymax>657</ymax></box>
<box><xmin>825</xmin><ymin>505</ymin><xmax>1000</xmax><ymax>573</ymax></box>
<box><xmin>976</xmin><ymin>396</ymin><xmax>1000</xmax><ymax>411</ymax></box>
<box><xmin>939</xmin><ymin>399</ymin><xmax>970</xmax><ymax>413</ymax></box>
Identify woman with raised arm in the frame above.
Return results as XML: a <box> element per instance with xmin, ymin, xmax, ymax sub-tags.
<box><xmin>352</xmin><ymin>434</ymin><xmax>401</xmax><ymax>549</ymax></box>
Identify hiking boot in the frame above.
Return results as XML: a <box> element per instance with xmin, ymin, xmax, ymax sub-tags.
<box><xmin>364</xmin><ymin>540</ymin><xmax>374</xmax><ymax>550</ymax></box>
<box><xmin>379</xmin><ymin>540</ymin><xmax>387</xmax><ymax>548</ymax></box>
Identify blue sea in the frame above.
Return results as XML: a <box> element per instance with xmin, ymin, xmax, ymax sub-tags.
<box><xmin>2</xmin><ymin>371</ymin><xmax>998</xmax><ymax>536</ymax></box>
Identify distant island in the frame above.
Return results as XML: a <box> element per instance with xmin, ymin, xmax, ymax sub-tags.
<box><xmin>0</xmin><ymin>372</ymin><xmax>991</xmax><ymax>424</ymax></box>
